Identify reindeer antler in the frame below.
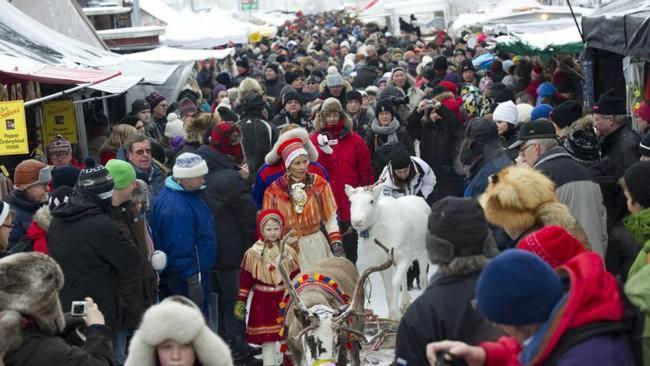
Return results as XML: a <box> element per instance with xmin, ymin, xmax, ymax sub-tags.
<box><xmin>277</xmin><ymin>230</ymin><xmax>310</xmax><ymax>315</ymax></box>
<box><xmin>336</xmin><ymin>239</ymin><xmax>394</xmax><ymax>321</ymax></box>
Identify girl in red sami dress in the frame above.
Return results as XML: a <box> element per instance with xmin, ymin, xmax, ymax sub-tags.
<box><xmin>235</xmin><ymin>209</ymin><xmax>300</xmax><ymax>366</ymax></box>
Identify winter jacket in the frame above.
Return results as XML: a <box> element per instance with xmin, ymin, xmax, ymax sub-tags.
<box><xmin>395</xmin><ymin>271</ymin><xmax>501</xmax><ymax>366</ymax></box>
<box><xmin>318</xmin><ymin>80</ymin><xmax>353</xmax><ymax>106</ymax></box>
<box><xmin>110</xmin><ymin>203</ymin><xmax>158</xmax><ymax>330</ymax></box>
<box><xmin>4</xmin><ymin>324</ymin><xmax>114</xmax><ymax>366</ymax></box>
<box><xmin>310</xmin><ymin>100</ymin><xmax>374</xmax><ymax>222</ymax></box>
<box><xmin>122</xmin><ymin>159</ymin><xmax>166</xmax><ymax>211</ymax></box>
<box><xmin>388</xmin><ymin>75</ymin><xmax>425</xmax><ymax>122</ymax></box>
<box><xmin>144</xmin><ymin>121</ymin><xmax>163</xmax><ymax>142</ymax></box>
<box><xmin>525</xmin><ymin>79</ymin><xmax>543</xmax><ymax>100</ymax></box>
<box><xmin>252</xmin><ymin>161</ymin><xmax>330</xmax><ymax>208</ymax></box>
<box><xmin>500</xmin><ymin>125</ymin><xmax>520</xmax><ymax>161</ymax></box>
<box><xmin>406</xmin><ymin>106</ymin><xmax>465</xmax><ymax>202</ymax></box>
<box><xmin>379</xmin><ymin>156</ymin><xmax>436</xmax><ymax>201</ymax></box>
<box><xmin>152</xmin><ymin>177</ymin><xmax>217</xmax><ymax>280</ymax></box>
<box><xmin>7</xmin><ymin>191</ymin><xmax>43</xmax><ymax>249</ymax></box>
<box><xmin>196</xmin><ymin>145</ymin><xmax>256</xmax><ymax>271</ymax></box>
<box><xmin>263</xmin><ymin>78</ymin><xmax>286</xmax><ymax>99</ymax></box>
<box><xmin>533</xmin><ymin>146</ymin><xmax>608</xmax><ymax>256</ymax></box>
<box><xmin>599</xmin><ymin>122</ymin><xmax>641</xmax><ymax>175</ymax></box>
<box><xmin>481</xmin><ymin>252</ymin><xmax>634</xmax><ymax>366</ymax></box>
<box><xmin>48</xmin><ymin>192</ymin><xmax>145</xmax><ymax>333</ymax></box>
<box><xmin>27</xmin><ymin>206</ymin><xmax>51</xmax><ymax>254</ymax></box>
<box><xmin>238</xmin><ymin>115</ymin><xmax>278</xmax><ymax>185</ymax></box>
<box><xmin>352</xmin><ymin>65</ymin><xmax>379</xmax><ymax>89</ymax></box>
<box><xmin>434</xmin><ymin>91</ymin><xmax>464</xmax><ymax>123</ymax></box>
<box><xmin>270</xmin><ymin>109</ymin><xmax>311</xmax><ymax>131</ymax></box>
<box><xmin>464</xmin><ymin>150</ymin><xmax>513</xmax><ymax>198</ymax></box>
<box><xmin>350</xmin><ymin>108</ymin><xmax>374</xmax><ymax>139</ymax></box>
<box><xmin>365</xmin><ymin>120</ymin><xmax>415</xmax><ymax>176</ymax></box>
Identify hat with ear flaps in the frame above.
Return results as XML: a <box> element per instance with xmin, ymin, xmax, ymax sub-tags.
<box><xmin>0</xmin><ymin>252</ymin><xmax>66</xmax><ymax>336</ymax></box>
<box><xmin>478</xmin><ymin>165</ymin><xmax>590</xmax><ymax>247</ymax></box>
<box><xmin>426</xmin><ymin>197</ymin><xmax>498</xmax><ymax>264</ymax></box>
<box><xmin>265</xmin><ymin>127</ymin><xmax>318</xmax><ymax>165</ymax></box>
<box><xmin>125</xmin><ymin>296</ymin><xmax>233</xmax><ymax>366</ymax></box>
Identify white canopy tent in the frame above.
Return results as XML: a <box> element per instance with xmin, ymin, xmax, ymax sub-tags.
<box><xmin>127</xmin><ymin>46</ymin><xmax>235</xmax><ymax>63</ymax></box>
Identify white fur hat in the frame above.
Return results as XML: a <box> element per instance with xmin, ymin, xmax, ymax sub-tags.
<box><xmin>265</xmin><ymin>127</ymin><xmax>318</xmax><ymax>165</ymax></box>
<box><xmin>173</xmin><ymin>152</ymin><xmax>208</xmax><ymax>179</ymax></box>
<box><xmin>125</xmin><ymin>296</ymin><xmax>233</xmax><ymax>366</ymax></box>
<box><xmin>493</xmin><ymin>100</ymin><xmax>519</xmax><ymax>125</ymax></box>
<box><xmin>516</xmin><ymin>103</ymin><xmax>534</xmax><ymax>123</ymax></box>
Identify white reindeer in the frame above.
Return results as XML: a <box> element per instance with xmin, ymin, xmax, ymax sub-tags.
<box><xmin>345</xmin><ymin>183</ymin><xmax>431</xmax><ymax>320</ymax></box>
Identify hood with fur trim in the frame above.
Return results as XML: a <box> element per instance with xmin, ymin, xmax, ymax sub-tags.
<box><xmin>185</xmin><ymin>112</ymin><xmax>215</xmax><ymax>144</ymax></box>
<box><xmin>0</xmin><ymin>253</ymin><xmax>65</xmax><ymax>335</ymax></box>
<box><xmin>32</xmin><ymin>206</ymin><xmax>52</xmax><ymax>231</ymax></box>
<box><xmin>479</xmin><ymin>166</ymin><xmax>589</xmax><ymax>246</ymax></box>
<box><xmin>237</xmin><ymin>77</ymin><xmax>264</xmax><ymax>104</ymax></box>
<box><xmin>312</xmin><ymin>97</ymin><xmax>354</xmax><ymax>132</ymax></box>
<box><xmin>265</xmin><ymin>127</ymin><xmax>318</xmax><ymax>165</ymax></box>
<box><xmin>387</xmin><ymin>71</ymin><xmax>417</xmax><ymax>93</ymax></box>
<box><xmin>318</xmin><ymin>79</ymin><xmax>353</xmax><ymax>95</ymax></box>
<box><xmin>125</xmin><ymin>296</ymin><xmax>233</xmax><ymax>366</ymax></box>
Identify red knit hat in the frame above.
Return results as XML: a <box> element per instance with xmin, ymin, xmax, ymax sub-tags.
<box><xmin>277</xmin><ymin>137</ymin><xmax>308</xmax><ymax>168</ymax></box>
<box><xmin>516</xmin><ymin>226</ymin><xmax>586</xmax><ymax>268</ymax></box>
<box><xmin>257</xmin><ymin>209</ymin><xmax>284</xmax><ymax>241</ymax></box>
<box><xmin>439</xmin><ymin>81</ymin><xmax>457</xmax><ymax>95</ymax></box>
<box><xmin>635</xmin><ymin>100</ymin><xmax>650</xmax><ymax>123</ymax></box>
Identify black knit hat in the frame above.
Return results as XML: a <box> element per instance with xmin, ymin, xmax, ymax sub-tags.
<box><xmin>76</xmin><ymin>163</ymin><xmax>114</xmax><ymax>201</ymax></box>
<box><xmin>131</xmin><ymin>99</ymin><xmax>150</xmax><ymax>114</ymax></box>
<box><xmin>390</xmin><ymin>149</ymin><xmax>411</xmax><ymax>170</ymax></box>
<box><xmin>285</xmin><ymin>71</ymin><xmax>302</xmax><ymax>85</ymax></box>
<box><xmin>375</xmin><ymin>99</ymin><xmax>395</xmax><ymax>117</ymax></box>
<box><xmin>433</xmin><ymin>56</ymin><xmax>448</xmax><ymax>72</ymax></box>
<box><xmin>460</xmin><ymin>60</ymin><xmax>475</xmax><ymax>73</ymax></box>
<box><xmin>265</xmin><ymin>62</ymin><xmax>280</xmax><ymax>74</ymax></box>
<box><xmin>216</xmin><ymin>72</ymin><xmax>232</xmax><ymax>88</ymax></box>
<box><xmin>283</xmin><ymin>91</ymin><xmax>303</xmax><ymax>106</ymax></box>
<box><xmin>426</xmin><ymin>197</ymin><xmax>497</xmax><ymax>264</ymax></box>
<box><xmin>51</xmin><ymin>166</ymin><xmax>81</xmax><ymax>190</ymax></box>
<box><xmin>345</xmin><ymin>90</ymin><xmax>363</xmax><ymax>103</ymax></box>
<box><xmin>593</xmin><ymin>88</ymin><xmax>626</xmax><ymax>115</ymax></box>
<box><xmin>492</xmin><ymin>84</ymin><xmax>515</xmax><ymax>103</ymax></box>
<box><xmin>563</xmin><ymin>128</ymin><xmax>600</xmax><ymax>163</ymax></box>
<box><xmin>550</xmin><ymin>100</ymin><xmax>582</xmax><ymax>129</ymax></box>
<box><xmin>623</xmin><ymin>161</ymin><xmax>650</xmax><ymax>208</ymax></box>
<box><xmin>641</xmin><ymin>133</ymin><xmax>650</xmax><ymax>157</ymax></box>
<box><xmin>422</xmin><ymin>64</ymin><xmax>436</xmax><ymax>80</ymax></box>
<box><xmin>236</xmin><ymin>57</ymin><xmax>249</xmax><ymax>69</ymax></box>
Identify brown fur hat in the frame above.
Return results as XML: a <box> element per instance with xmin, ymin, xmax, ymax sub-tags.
<box><xmin>237</xmin><ymin>77</ymin><xmax>264</xmax><ymax>103</ymax></box>
<box><xmin>312</xmin><ymin>97</ymin><xmax>353</xmax><ymax>132</ymax></box>
<box><xmin>185</xmin><ymin>112</ymin><xmax>216</xmax><ymax>144</ymax></box>
<box><xmin>0</xmin><ymin>253</ymin><xmax>65</xmax><ymax>335</ymax></box>
<box><xmin>479</xmin><ymin>166</ymin><xmax>589</xmax><ymax>246</ymax></box>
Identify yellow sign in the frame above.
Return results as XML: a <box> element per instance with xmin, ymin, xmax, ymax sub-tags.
<box><xmin>42</xmin><ymin>100</ymin><xmax>77</xmax><ymax>146</ymax></box>
<box><xmin>0</xmin><ymin>100</ymin><xmax>29</xmax><ymax>156</ymax></box>
<box><xmin>249</xmin><ymin>31</ymin><xmax>262</xmax><ymax>44</ymax></box>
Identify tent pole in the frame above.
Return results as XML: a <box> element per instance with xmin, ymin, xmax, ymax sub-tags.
<box><xmin>73</xmin><ymin>93</ymin><xmax>122</xmax><ymax>104</ymax></box>
<box><xmin>74</xmin><ymin>94</ymin><xmax>89</xmax><ymax>159</ymax></box>
<box><xmin>24</xmin><ymin>83</ymin><xmax>93</xmax><ymax>107</ymax></box>
<box><xmin>566</xmin><ymin>0</ymin><xmax>584</xmax><ymax>42</ymax></box>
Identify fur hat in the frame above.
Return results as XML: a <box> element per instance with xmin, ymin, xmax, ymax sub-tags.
<box><xmin>125</xmin><ymin>296</ymin><xmax>232</xmax><ymax>366</ymax></box>
<box><xmin>184</xmin><ymin>112</ymin><xmax>214</xmax><ymax>144</ymax></box>
<box><xmin>0</xmin><ymin>252</ymin><xmax>65</xmax><ymax>335</ymax></box>
<box><xmin>0</xmin><ymin>310</ymin><xmax>23</xmax><ymax>355</ymax></box>
<box><xmin>479</xmin><ymin>166</ymin><xmax>589</xmax><ymax>246</ymax></box>
<box><xmin>313</xmin><ymin>97</ymin><xmax>353</xmax><ymax>132</ymax></box>
<box><xmin>237</xmin><ymin>78</ymin><xmax>264</xmax><ymax>103</ymax></box>
<box><xmin>265</xmin><ymin>127</ymin><xmax>318</xmax><ymax>165</ymax></box>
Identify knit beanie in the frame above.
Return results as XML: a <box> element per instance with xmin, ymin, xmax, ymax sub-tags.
<box><xmin>427</xmin><ymin>197</ymin><xmax>498</xmax><ymax>264</ymax></box>
<box><xmin>516</xmin><ymin>103</ymin><xmax>534</xmax><ymax>123</ymax></box>
<box><xmin>531</xmin><ymin>104</ymin><xmax>553</xmax><ymax>121</ymax></box>
<box><xmin>636</xmin><ymin>100</ymin><xmax>650</xmax><ymax>123</ymax></box>
<box><xmin>641</xmin><ymin>133</ymin><xmax>650</xmax><ymax>157</ymax></box>
<box><xmin>216</xmin><ymin>72</ymin><xmax>232</xmax><ymax>88</ymax></box>
<box><xmin>476</xmin><ymin>249</ymin><xmax>563</xmax><ymax>325</ymax></box>
<box><xmin>48</xmin><ymin>186</ymin><xmax>74</xmax><ymax>212</ymax></box>
<box><xmin>593</xmin><ymin>88</ymin><xmax>626</xmax><ymax>115</ymax></box>
<box><xmin>51</xmin><ymin>166</ymin><xmax>81</xmax><ymax>190</ymax></box>
<box><xmin>0</xmin><ymin>252</ymin><xmax>66</xmax><ymax>335</ymax></box>
<box><xmin>165</xmin><ymin>113</ymin><xmax>185</xmax><ymax>139</ymax></box>
<box><xmin>283</xmin><ymin>91</ymin><xmax>303</xmax><ymax>106</ymax></box>
<box><xmin>550</xmin><ymin>100</ymin><xmax>582</xmax><ymax>129</ymax></box>
<box><xmin>517</xmin><ymin>226</ymin><xmax>586</xmax><ymax>268</ymax></box>
<box><xmin>46</xmin><ymin>135</ymin><xmax>72</xmax><ymax>154</ymax></box>
<box><xmin>13</xmin><ymin>160</ymin><xmax>51</xmax><ymax>191</ymax></box>
<box><xmin>131</xmin><ymin>99</ymin><xmax>150</xmax><ymax>114</ymax></box>
<box><xmin>389</xmin><ymin>149</ymin><xmax>411</xmax><ymax>170</ymax></box>
<box><xmin>623</xmin><ymin>161</ymin><xmax>650</xmax><ymax>208</ymax></box>
<box><xmin>492</xmin><ymin>101</ymin><xmax>518</xmax><ymax>125</ymax></box>
<box><xmin>493</xmin><ymin>86</ymin><xmax>515</xmax><ymax>104</ymax></box>
<box><xmin>173</xmin><ymin>152</ymin><xmax>208</xmax><ymax>179</ymax></box>
<box><xmin>433</xmin><ymin>56</ymin><xmax>448</xmax><ymax>72</ymax></box>
<box><xmin>179</xmin><ymin>97</ymin><xmax>198</xmax><ymax>117</ymax></box>
<box><xmin>563</xmin><ymin>128</ymin><xmax>600</xmax><ymax>163</ymax></box>
<box><xmin>326</xmin><ymin>69</ymin><xmax>344</xmax><ymax>88</ymax></box>
<box><xmin>439</xmin><ymin>81</ymin><xmax>457</xmax><ymax>95</ymax></box>
<box><xmin>345</xmin><ymin>90</ymin><xmax>363</xmax><ymax>103</ymax></box>
<box><xmin>145</xmin><ymin>92</ymin><xmax>166</xmax><ymax>110</ymax></box>
<box><xmin>375</xmin><ymin>99</ymin><xmax>395</xmax><ymax>117</ymax></box>
<box><xmin>285</xmin><ymin>71</ymin><xmax>301</xmax><ymax>85</ymax></box>
<box><xmin>210</xmin><ymin>85</ymin><xmax>227</xmax><ymax>105</ymax></box>
<box><xmin>105</xmin><ymin>159</ymin><xmax>136</xmax><ymax>190</ymax></box>
<box><xmin>77</xmin><ymin>163</ymin><xmax>114</xmax><ymax>200</ymax></box>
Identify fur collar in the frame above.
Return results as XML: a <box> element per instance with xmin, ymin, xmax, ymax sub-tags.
<box><xmin>33</xmin><ymin>206</ymin><xmax>52</xmax><ymax>231</ymax></box>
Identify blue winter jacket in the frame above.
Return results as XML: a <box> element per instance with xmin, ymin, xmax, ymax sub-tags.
<box><xmin>151</xmin><ymin>177</ymin><xmax>217</xmax><ymax>279</ymax></box>
<box><xmin>464</xmin><ymin>152</ymin><xmax>512</xmax><ymax>198</ymax></box>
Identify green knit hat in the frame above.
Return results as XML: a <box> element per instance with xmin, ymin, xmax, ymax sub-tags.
<box><xmin>105</xmin><ymin>159</ymin><xmax>136</xmax><ymax>190</ymax></box>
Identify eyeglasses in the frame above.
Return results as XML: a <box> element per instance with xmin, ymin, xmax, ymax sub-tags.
<box><xmin>518</xmin><ymin>143</ymin><xmax>536</xmax><ymax>156</ymax></box>
<box><xmin>1</xmin><ymin>224</ymin><xmax>13</xmax><ymax>229</ymax></box>
<box><xmin>132</xmin><ymin>148</ymin><xmax>152</xmax><ymax>156</ymax></box>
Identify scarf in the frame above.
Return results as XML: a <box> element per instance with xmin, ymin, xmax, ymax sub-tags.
<box><xmin>371</xmin><ymin>118</ymin><xmax>400</xmax><ymax>144</ymax></box>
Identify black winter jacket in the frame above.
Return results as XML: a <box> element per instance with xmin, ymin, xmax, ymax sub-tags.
<box><xmin>395</xmin><ymin>271</ymin><xmax>501</xmax><ymax>366</ymax></box>
<box><xmin>365</xmin><ymin>121</ymin><xmax>414</xmax><ymax>178</ymax></box>
<box><xmin>238</xmin><ymin>115</ymin><xmax>278</xmax><ymax>185</ymax></box>
<box><xmin>263</xmin><ymin>78</ymin><xmax>286</xmax><ymax>99</ymax></box>
<box><xmin>196</xmin><ymin>145</ymin><xmax>257</xmax><ymax>270</ymax></box>
<box><xmin>4</xmin><ymin>324</ymin><xmax>114</xmax><ymax>366</ymax></box>
<box><xmin>599</xmin><ymin>122</ymin><xmax>640</xmax><ymax>176</ymax></box>
<box><xmin>352</xmin><ymin>65</ymin><xmax>379</xmax><ymax>89</ymax></box>
<box><xmin>48</xmin><ymin>192</ymin><xmax>145</xmax><ymax>333</ymax></box>
<box><xmin>7</xmin><ymin>191</ymin><xmax>42</xmax><ymax>248</ymax></box>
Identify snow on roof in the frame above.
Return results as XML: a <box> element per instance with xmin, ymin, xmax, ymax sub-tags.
<box><xmin>139</xmin><ymin>0</ymin><xmax>180</xmax><ymax>25</ymax></box>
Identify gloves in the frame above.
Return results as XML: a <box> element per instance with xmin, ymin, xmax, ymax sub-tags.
<box><xmin>186</xmin><ymin>274</ymin><xmax>204</xmax><ymax>306</ymax></box>
<box><xmin>317</xmin><ymin>134</ymin><xmax>334</xmax><ymax>154</ymax></box>
<box><xmin>330</xmin><ymin>241</ymin><xmax>345</xmax><ymax>257</ymax></box>
<box><xmin>234</xmin><ymin>301</ymin><xmax>247</xmax><ymax>321</ymax></box>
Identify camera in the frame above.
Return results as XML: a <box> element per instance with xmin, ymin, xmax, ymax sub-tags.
<box><xmin>436</xmin><ymin>351</ymin><xmax>468</xmax><ymax>366</ymax></box>
<box><xmin>71</xmin><ymin>301</ymin><xmax>87</xmax><ymax>317</ymax></box>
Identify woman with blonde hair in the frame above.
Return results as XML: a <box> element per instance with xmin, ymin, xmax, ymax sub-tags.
<box><xmin>99</xmin><ymin>124</ymin><xmax>138</xmax><ymax>165</ymax></box>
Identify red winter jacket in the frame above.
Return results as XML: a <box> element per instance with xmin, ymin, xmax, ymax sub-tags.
<box><xmin>480</xmin><ymin>252</ymin><xmax>625</xmax><ymax>366</ymax></box>
<box><xmin>525</xmin><ymin>79</ymin><xmax>543</xmax><ymax>101</ymax></box>
<box><xmin>27</xmin><ymin>220</ymin><xmax>48</xmax><ymax>254</ymax></box>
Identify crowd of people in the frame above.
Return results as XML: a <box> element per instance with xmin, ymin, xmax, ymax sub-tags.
<box><xmin>1</xmin><ymin>8</ymin><xmax>650</xmax><ymax>366</ymax></box>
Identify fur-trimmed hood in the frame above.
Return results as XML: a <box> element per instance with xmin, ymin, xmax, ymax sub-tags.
<box><xmin>312</xmin><ymin>97</ymin><xmax>354</xmax><ymax>132</ymax></box>
<box><xmin>387</xmin><ymin>72</ymin><xmax>417</xmax><ymax>92</ymax></box>
<box><xmin>479</xmin><ymin>166</ymin><xmax>589</xmax><ymax>245</ymax></box>
<box><xmin>32</xmin><ymin>205</ymin><xmax>52</xmax><ymax>231</ymax></box>
<box><xmin>265</xmin><ymin>127</ymin><xmax>318</xmax><ymax>165</ymax></box>
<box><xmin>0</xmin><ymin>252</ymin><xmax>65</xmax><ymax>336</ymax></box>
<box><xmin>237</xmin><ymin>77</ymin><xmax>264</xmax><ymax>103</ymax></box>
<box><xmin>125</xmin><ymin>296</ymin><xmax>233</xmax><ymax>366</ymax></box>
<box><xmin>185</xmin><ymin>112</ymin><xmax>215</xmax><ymax>144</ymax></box>
<box><xmin>318</xmin><ymin>79</ymin><xmax>353</xmax><ymax>95</ymax></box>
